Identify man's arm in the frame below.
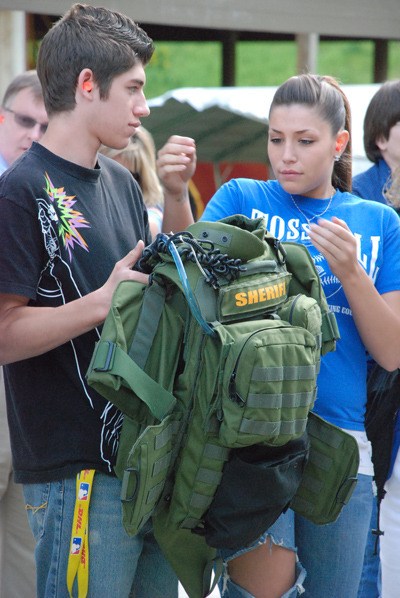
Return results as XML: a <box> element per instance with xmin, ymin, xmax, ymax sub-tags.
<box><xmin>0</xmin><ymin>242</ymin><xmax>147</xmax><ymax>365</ymax></box>
<box><xmin>157</xmin><ymin>135</ymin><xmax>196</xmax><ymax>233</ymax></box>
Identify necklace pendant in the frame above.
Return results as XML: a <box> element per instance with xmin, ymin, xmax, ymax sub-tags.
<box><xmin>290</xmin><ymin>192</ymin><xmax>334</xmax><ymax>224</ymax></box>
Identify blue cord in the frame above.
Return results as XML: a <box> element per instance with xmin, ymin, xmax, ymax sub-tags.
<box><xmin>167</xmin><ymin>238</ymin><xmax>215</xmax><ymax>336</ymax></box>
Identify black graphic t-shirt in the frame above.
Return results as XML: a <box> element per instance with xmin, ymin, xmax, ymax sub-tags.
<box><xmin>0</xmin><ymin>142</ymin><xmax>151</xmax><ymax>483</ymax></box>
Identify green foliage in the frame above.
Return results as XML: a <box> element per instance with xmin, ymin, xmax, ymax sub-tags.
<box><xmin>145</xmin><ymin>42</ymin><xmax>221</xmax><ymax>99</ymax></box>
<box><xmin>144</xmin><ymin>39</ymin><xmax>400</xmax><ymax>99</ymax></box>
<box><xmin>319</xmin><ymin>41</ymin><xmax>375</xmax><ymax>84</ymax></box>
<box><xmin>236</xmin><ymin>42</ymin><xmax>297</xmax><ymax>86</ymax></box>
<box><xmin>389</xmin><ymin>43</ymin><xmax>400</xmax><ymax>79</ymax></box>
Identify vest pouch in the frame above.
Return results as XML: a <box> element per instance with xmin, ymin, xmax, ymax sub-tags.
<box><xmin>117</xmin><ymin>412</ymin><xmax>181</xmax><ymax>536</ymax></box>
<box><xmin>290</xmin><ymin>412</ymin><xmax>359</xmax><ymax>524</ymax></box>
<box><xmin>217</xmin><ymin>319</ymin><xmax>318</xmax><ymax>447</ymax></box>
<box><xmin>276</xmin><ymin>294</ymin><xmax>323</xmax><ymax>369</ymax></box>
<box><xmin>276</xmin><ymin>294</ymin><xmax>322</xmax><ymax>340</ymax></box>
<box><xmin>198</xmin><ymin>433</ymin><xmax>309</xmax><ymax>549</ymax></box>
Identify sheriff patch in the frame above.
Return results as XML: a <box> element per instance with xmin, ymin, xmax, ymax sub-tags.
<box><xmin>235</xmin><ymin>281</ymin><xmax>287</xmax><ymax>306</ymax></box>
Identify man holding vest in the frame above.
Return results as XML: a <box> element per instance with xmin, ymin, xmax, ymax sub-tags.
<box><xmin>0</xmin><ymin>5</ymin><xmax>195</xmax><ymax>597</ymax></box>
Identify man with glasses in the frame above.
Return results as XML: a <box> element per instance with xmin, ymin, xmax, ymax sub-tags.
<box><xmin>0</xmin><ymin>70</ymin><xmax>47</xmax><ymax>598</ymax></box>
<box><xmin>0</xmin><ymin>70</ymin><xmax>48</xmax><ymax>172</ymax></box>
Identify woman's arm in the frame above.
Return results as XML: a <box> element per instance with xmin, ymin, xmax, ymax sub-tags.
<box><xmin>309</xmin><ymin>216</ymin><xmax>400</xmax><ymax>371</ymax></box>
<box><xmin>157</xmin><ymin>135</ymin><xmax>196</xmax><ymax>233</ymax></box>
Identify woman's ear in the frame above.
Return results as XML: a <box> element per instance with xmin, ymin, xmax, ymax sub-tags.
<box><xmin>335</xmin><ymin>129</ymin><xmax>350</xmax><ymax>159</ymax></box>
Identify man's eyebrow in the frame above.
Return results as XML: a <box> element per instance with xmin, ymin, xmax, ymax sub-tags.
<box><xmin>130</xmin><ymin>78</ymin><xmax>145</xmax><ymax>87</ymax></box>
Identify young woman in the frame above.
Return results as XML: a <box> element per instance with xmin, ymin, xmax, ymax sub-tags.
<box><xmin>100</xmin><ymin>126</ymin><xmax>164</xmax><ymax>239</ymax></box>
<box><xmin>201</xmin><ymin>74</ymin><xmax>400</xmax><ymax>598</ymax></box>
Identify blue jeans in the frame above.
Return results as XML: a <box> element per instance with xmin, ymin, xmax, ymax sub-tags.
<box><xmin>357</xmin><ymin>494</ymin><xmax>381</xmax><ymax>598</ymax></box>
<box><xmin>23</xmin><ymin>473</ymin><xmax>178</xmax><ymax>598</ymax></box>
<box><xmin>271</xmin><ymin>473</ymin><xmax>373</xmax><ymax>598</ymax></box>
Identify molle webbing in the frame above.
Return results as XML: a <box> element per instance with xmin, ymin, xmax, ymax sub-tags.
<box><xmin>252</xmin><ymin>364</ymin><xmax>317</xmax><ymax>381</ymax></box>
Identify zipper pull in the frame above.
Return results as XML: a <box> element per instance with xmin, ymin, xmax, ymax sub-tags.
<box><xmin>229</xmin><ymin>372</ymin><xmax>245</xmax><ymax>406</ymax></box>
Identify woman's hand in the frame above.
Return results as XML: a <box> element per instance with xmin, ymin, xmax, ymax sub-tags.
<box><xmin>156</xmin><ymin>135</ymin><xmax>196</xmax><ymax>199</ymax></box>
<box><xmin>309</xmin><ymin>216</ymin><xmax>361</xmax><ymax>282</ymax></box>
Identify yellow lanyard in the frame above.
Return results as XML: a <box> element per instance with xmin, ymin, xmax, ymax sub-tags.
<box><xmin>66</xmin><ymin>469</ymin><xmax>95</xmax><ymax>598</ymax></box>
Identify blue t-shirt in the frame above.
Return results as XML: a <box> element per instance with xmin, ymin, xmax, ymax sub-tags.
<box><xmin>352</xmin><ymin>158</ymin><xmax>391</xmax><ymax>204</ymax></box>
<box><xmin>202</xmin><ymin>178</ymin><xmax>400</xmax><ymax>431</ymax></box>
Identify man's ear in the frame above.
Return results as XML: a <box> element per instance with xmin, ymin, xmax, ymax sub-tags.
<box><xmin>76</xmin><ymin>69</ymin><xmax>95</xmax><ymax>101</ymax></box>
<box><xmin>376</xmin><ymin>135</ymin><xmax>388</xmax><ymax>152</ymax></box>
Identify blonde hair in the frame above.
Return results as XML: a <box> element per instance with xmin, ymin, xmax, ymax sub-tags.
<box><xmin>384</xmin><ymin>165</ymin><xmax>400</xmax><ymax>209</ymax></box>
<box><xmin>100</xmin><ymin>126</ymin><xmax>163</xmax><ymax>208</ymax></box>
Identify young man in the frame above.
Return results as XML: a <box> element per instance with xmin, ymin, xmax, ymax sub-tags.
<box><xmin>0</xmin><ymin>4</ymin><xmax>195</xmax><ymax>597</ymax></box>
<box><xmin>353</xmin><ymin>80</ymin><xmax>400</xmax><ymax>205</ymax></box>
<box><xmin>0</xmin><ymin>69</ymin><xmax>48</xmax><ymax>598</ymax></box>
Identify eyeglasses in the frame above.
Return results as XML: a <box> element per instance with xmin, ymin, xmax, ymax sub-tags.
<box><xmin>4</xmin><ymin>108</ymin><xmax>48</xmax><ymax>135</ymax></box>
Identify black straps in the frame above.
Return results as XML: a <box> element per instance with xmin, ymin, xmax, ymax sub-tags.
<box><xmin>137</xmin><ymin>231</ymin><xmax>246</xmax><ymax>288</ymax></box>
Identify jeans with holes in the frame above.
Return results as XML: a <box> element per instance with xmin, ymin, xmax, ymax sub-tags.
<box><xmin>217</xmin><ymin>475</ymin><xmax>373</xmax><ymax>597</ymax></box>
<box><xmin>218</xmin><ymin>518</ymin><xmax>306</xmax><ymax>598</ymax></box>
<box><xmin>23</xmin><ymin>472</ymin><xmax>178</xmax><ymax>598</ymax></box>
<box><xmin>271</xmin><ymin>473</ymin><xmax>373</xmax><ymax>598</ymax></box>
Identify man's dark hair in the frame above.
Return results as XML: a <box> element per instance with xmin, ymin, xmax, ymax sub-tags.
<box><xmin>37</xmin><ymin>3</ymin><xmax>154</xmax><ymax>115</ymax></box>
<box><xmin>363</xmin><ymin>80</ymin><xmax>400</xmax><ymax>163</ymax></box>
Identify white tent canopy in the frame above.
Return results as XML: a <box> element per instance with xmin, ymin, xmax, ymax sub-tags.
<box><xmin>146</xmin><ymin>84</ymin><xmax>381</xmax><ymax>175</ymax></box>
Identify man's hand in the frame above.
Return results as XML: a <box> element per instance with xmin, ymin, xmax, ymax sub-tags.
<box><xmin>99</xmin><ymin>241</ymin><xmax>148</xmax><ymax>311</ymax></box>
<box><xmin>0</xmin><ymin>242</ymin><xmax>149</xmax><ymax>365</ymax></box>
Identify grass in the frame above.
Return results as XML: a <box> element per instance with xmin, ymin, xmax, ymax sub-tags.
<box><xmin>145</xmin><ymin>39</ymin><xmax>400</xmax><ymax>99</ymax></box>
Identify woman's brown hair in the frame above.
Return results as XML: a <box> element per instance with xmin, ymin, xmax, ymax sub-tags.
<box><xmin>269</xmin><ymin>74</ymin><xmax>352</xmax><ymax>193</ymax></box>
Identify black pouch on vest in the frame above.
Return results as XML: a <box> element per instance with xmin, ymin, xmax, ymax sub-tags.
<box><xmin>197</xmin><ymin>433</ymin><xmax>309</xmax><ymax>550</ymax></box>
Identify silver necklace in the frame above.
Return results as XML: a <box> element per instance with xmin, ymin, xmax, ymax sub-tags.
<box><xmin>290</xmin><ymin>191</ymin><xmax>335</xmax><ymax>224</ymax></box>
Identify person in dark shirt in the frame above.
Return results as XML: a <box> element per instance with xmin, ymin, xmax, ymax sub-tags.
<box><xmin>0</xmin><ymin>4</ymin><xmax>195</xmax><ymax>597</ymax></box>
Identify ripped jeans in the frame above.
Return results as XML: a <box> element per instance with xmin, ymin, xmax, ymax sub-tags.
<box><xmin>23</xmin><ymin>473</ymin><xmax>178</xmax><ymax>598</ymax></box>
<box><xmin>218</xmin><ymin>473</ymin><xmax>373</xmax><ymax>598</ymax></box>
<box><xmin>218</xmin><ymin>521</ymin><xmax>306</xmax><ymax>598</ymax></box>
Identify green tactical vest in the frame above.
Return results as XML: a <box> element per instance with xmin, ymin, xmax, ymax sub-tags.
<box><xmin>87</xmin><ymin>215</ymin><xmax>358</xmax><ymax>598</ymax></box>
